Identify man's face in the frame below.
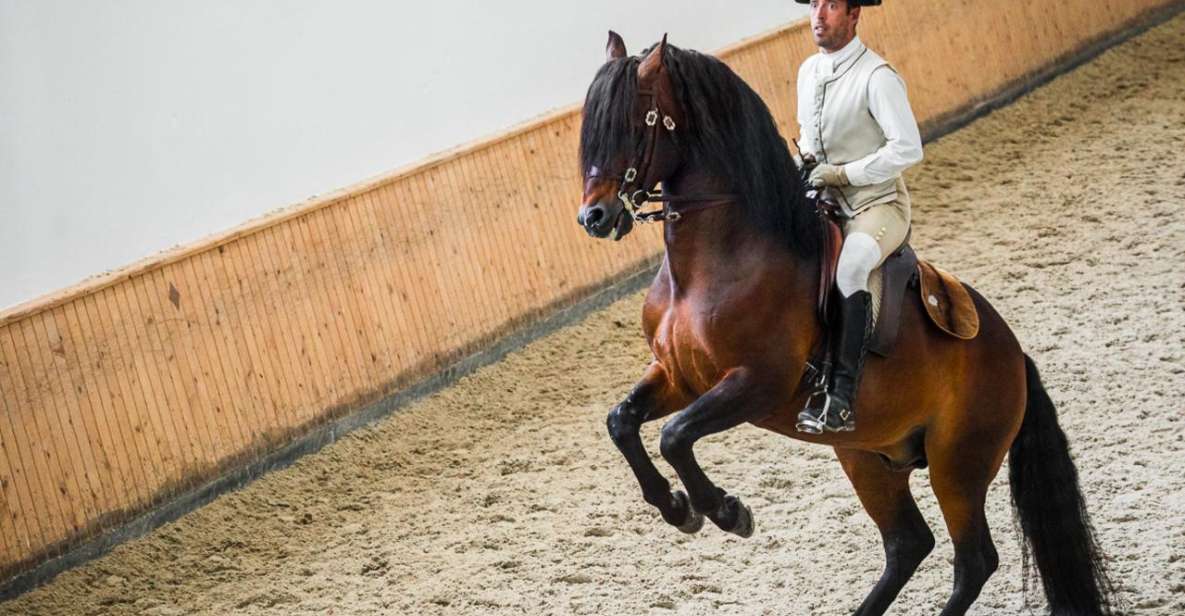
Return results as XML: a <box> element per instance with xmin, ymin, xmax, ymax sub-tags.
<box><xmin>810</xmin><ymin>0</ymin><xmax>860</xmax><ymax>52</ymax></box>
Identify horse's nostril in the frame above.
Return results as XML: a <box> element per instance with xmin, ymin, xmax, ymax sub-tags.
<box><xmin>585</xmin><ymin>205</ymin><xmax>605</xmax><ymax>227</ymax></box>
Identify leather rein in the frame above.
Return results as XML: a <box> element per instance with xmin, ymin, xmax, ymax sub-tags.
<box><xmin>587</xmin><ymin>87</ymin><xmax>738</xmax><ymax>224</ymax></box>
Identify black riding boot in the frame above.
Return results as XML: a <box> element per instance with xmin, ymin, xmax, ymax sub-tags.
<box><xmin>797</xmin><ymin>290</ymin><xmax>873</xmax><ymax>434</ymax></box>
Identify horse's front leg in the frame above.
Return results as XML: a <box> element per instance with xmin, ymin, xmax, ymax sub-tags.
<box><xmin>659</xmin><ymin>367</ymin><xmax>777</xmax><ymax>538</ymax></box>
<box><xmin>606</xmin><ymin>361</ymin><xmax>702</xmax><ymax>532</ymax></box>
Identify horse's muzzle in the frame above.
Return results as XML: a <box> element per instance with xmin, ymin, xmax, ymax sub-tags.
<box><xmin>578</xmin><ymin>201</ymin><xmax>633</xmax><ymax>241</ymax></box>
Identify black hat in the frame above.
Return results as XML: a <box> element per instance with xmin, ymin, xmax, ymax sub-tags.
<box><xmin>795</xmin><ymin>0</ymin><xmax>882</xmax><ymax>5</ymax></box>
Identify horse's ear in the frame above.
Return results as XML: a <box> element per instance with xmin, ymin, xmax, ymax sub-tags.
<box><xmin>638</xmin><ymin>33</ymin><xmax>668</xmax><ymax>81</ymax></box>
<box><xmin>606</xmin><ymin>30</ymin><xmax>627</xmax><ymax>61</ymax></box>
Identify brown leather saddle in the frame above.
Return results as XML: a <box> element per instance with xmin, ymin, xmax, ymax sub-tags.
<box><xmin>916</xmin><ymin>259</ymin><xmax>980</xmax><ymax>339</ymax></box>
<box><xmin>801</xmin><ymin>193</ymin><xmax>980</xmax><ymax>393</ymax></box>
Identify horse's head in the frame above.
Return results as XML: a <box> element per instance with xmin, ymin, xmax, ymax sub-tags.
<box><xmin>577</xmin><ymin>32</ymin><xmax>685</xmax><ymax>240</ymax></box>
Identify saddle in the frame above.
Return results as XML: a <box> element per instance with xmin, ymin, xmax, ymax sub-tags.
<box><xmin>915</xmin><ymin>259</ymin><xmax>979</xmax><ymax>339</ymax></box>
<box><xmin>814</xmin><ymin>209</ymin><xmax>979</xmax><ymax>358</ymax></box>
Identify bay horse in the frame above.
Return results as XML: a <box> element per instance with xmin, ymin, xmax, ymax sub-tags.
<box><xmin>575</xmin><ymin>33</ymin><xmax>1114</xmax><ymax>616</ymax></box>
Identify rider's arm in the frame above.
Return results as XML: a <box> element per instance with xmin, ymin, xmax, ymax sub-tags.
<box><xmin>842</xmin><ymin>66</ymin><xmax>923</xmax><ymax>186</ymax></box>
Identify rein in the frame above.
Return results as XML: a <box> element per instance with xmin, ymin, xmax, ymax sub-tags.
<box><xmin>588</xmin><ymin>87</ymin><xmax>738</xmax><ymax>224</ymax></box>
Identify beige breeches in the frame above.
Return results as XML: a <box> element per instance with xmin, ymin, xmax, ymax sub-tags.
<box><xmin>836</xmin><ymin>177</ymin><xmax>912</xmax><ymax>322</ymax></box>
<box><xmin>842</xmin><ymin>176</ymin><xmax>912</xmax><ymax>267</ymax></box>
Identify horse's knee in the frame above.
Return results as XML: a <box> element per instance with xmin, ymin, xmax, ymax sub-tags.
<box><xmin>658</xmin><ymin>420</ymin><xmax>689</xmax><ymax>462</ymax></box>
<box><xmin>606</xmin><ymin>404</ymin><xmax>638</xmax><ymax>444</ymax></box>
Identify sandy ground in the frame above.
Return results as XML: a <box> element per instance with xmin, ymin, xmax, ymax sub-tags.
<box><xmin>4</xmin><ymin>14</ymin><xmax>1184</xmax><ymax>616</ymax></box>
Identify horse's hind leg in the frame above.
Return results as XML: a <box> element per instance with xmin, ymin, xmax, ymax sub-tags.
<box><xmin>607</xmin><ymin>361</ymin><xmax>701</xmax><ymax>531</ymax></box>
<box><xmin>835</xmin><ymin>448</ymin><xmax>935</xmax><ymax>616</ymax></box>
<box><xmin>928</xmin><ymin>436</ymin><xmax>1008</xmax><ymax>616</ymax></box>
<box><xmin>658</xmin><ymin>367</ymin><xmax>778</xmax><ymax>537</ymax></box>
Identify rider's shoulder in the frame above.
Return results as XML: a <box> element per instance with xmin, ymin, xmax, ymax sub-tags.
<box><xmin>796</xmin><ymin>52</ymin><xmax>822</xmax><ymax>76</ymax></box>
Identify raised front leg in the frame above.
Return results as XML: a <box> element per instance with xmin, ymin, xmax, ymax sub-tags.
<box><xmin>658</xmin><ymin>367</ymin><xmax>780</xmax><ymax>537</ymax></box>
<box><xmin>606</xmin><ymin>361</ymin><xmax>700</xmax><ymax>532</ymax></box>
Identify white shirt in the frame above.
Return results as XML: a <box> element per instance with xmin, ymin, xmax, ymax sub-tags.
<box><xmin>796</xmin><ymin>36</ymin><xmax>923</xmax><ymax>186</ymax></box>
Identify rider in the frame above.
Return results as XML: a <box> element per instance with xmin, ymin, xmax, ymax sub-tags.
<box><xmin>794</xmin><ymin>0</ymin><xmax>923</xmax><ymax>433</ymax></box>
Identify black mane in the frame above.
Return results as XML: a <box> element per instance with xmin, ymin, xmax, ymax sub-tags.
<box><xmin>579</xmin><ymin>43</ymin><xmax>818</xmax><ymax>257</ymax></box>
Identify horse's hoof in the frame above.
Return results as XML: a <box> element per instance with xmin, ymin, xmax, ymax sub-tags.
<box><xmin>671</xmin><ymin>490</ymin><xmax>704</xmax><ymax>534</ymax></box>
<box><xmin>725</xmin><ymin>496</ymin><xmax>755</xmax><ymax>539</ymax></box>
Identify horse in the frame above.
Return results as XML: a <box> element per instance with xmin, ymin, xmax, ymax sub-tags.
<box><xmin>575</xmin><ymin>32</ymin><xmax>1114</xmax><ymax>616</ymax></box>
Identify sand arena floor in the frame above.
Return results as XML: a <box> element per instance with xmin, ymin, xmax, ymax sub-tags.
<box><xmin>4</xmin><ymin>14</ymin><xmax>1184</xmax><ymax>616</ymax></box>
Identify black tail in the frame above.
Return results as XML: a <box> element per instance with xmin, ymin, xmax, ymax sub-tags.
<box><xmin>1010</xmin><ymin>355</ymin><xmax>1115</xmax><ymax>615</ymax></box>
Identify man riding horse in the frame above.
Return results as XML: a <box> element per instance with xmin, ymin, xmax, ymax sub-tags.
<box><xmin>576</xmin><ymin>12</ymin><xmax>1115</xmax><ymax>614</ymax></box>
<box><xmin>793</xmin><ymin>0</ymin><xmax>924</xmax><ymax>434</ymax></box>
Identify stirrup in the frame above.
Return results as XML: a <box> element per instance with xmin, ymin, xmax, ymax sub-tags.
<box><xmin>796</xmin><ymin>392</ymin><xmax>855</xmax><ymax>434</ymax></box>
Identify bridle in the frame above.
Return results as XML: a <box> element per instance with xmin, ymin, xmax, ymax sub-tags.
<box><xmin>586</xmin><ymin>87</ymin><xmax>738</xmax><ymax>224</ymax></box>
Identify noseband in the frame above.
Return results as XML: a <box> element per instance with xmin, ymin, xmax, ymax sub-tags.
<box><xmin>587</xmin><ymin>87</ymin><xmax>738</xmax><ymax>223</ymax></box>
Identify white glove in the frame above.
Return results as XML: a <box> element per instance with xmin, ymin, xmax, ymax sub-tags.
<box><xmin>808</xmin><ymin>163</ymin><xmax>850</xmax><ymax>188</ymax></box>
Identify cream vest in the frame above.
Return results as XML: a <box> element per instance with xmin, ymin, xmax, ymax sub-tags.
<box><xmin>810</xmin><ymin>47</ymin><xmax>900</xmax><ymax>216</ymax></box>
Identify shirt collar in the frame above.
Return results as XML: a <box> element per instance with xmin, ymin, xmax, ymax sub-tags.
<box><xmin>818</xmin><ymin>36</ymin><xmax>864</xmax><ymax>75</ymax></box>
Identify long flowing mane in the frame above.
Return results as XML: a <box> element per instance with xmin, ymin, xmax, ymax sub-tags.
<box><xmin>580</xmin><ymin>43</ymin><xmax>819</xmax><ymax>257</ymax></box>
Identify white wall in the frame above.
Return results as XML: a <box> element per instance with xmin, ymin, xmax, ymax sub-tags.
<box><xmin>0</xmin><ymin>1</ymin><xmax>808</xmax><ymax>312</ymax></box>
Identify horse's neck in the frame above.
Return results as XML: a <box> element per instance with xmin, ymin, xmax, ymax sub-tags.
<box><xmin>660</xmin><ymin>174</ymin><xmax>814</xmax><ymax>298</ymax></box>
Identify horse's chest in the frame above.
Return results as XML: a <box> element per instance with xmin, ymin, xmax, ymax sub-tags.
<box><xmin>650</xmin><ymin>304</ymin><xmax>720</xmax><ymax>394</ymax></box>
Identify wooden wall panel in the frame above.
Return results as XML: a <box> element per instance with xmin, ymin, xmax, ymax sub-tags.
<box><xmin>0</xmin><ymin>399</ymin><xmax>21</xmax><ymax>555</ymax></box>
<box><xmin>0</xmin><ymin>353</ymin><xmax>45</xmax><ymax>552</ymax></box>
<box><xmin>2</xmin><ymin>326</ymin><xmax>71</xmax><ymax>550</ymax></box>
<box><xmin>39</xmin><ymin>308</ymin><xmax>100</xmax><ymax>527</ymax></box>
<box><xmin>0</xmin><ymin>0</ymin><xmax>1177</xmax><ymax>584</ymax></box>
<box><xmin>362</xmin><ymin>188</ymin><xmax>420</xmax><ymax>379</ymax></box>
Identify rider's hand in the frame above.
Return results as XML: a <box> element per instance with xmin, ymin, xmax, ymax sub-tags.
<box><xmin>808</xmin><ymin>163</ymin><xmax>849</xmax><ymax>188</ymax></box>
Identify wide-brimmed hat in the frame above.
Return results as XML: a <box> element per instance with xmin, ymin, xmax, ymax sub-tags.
<box><xmin>795</xmin><ymin>0</ymin><xmax>882</xmax><ymax>5</ymax></box>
